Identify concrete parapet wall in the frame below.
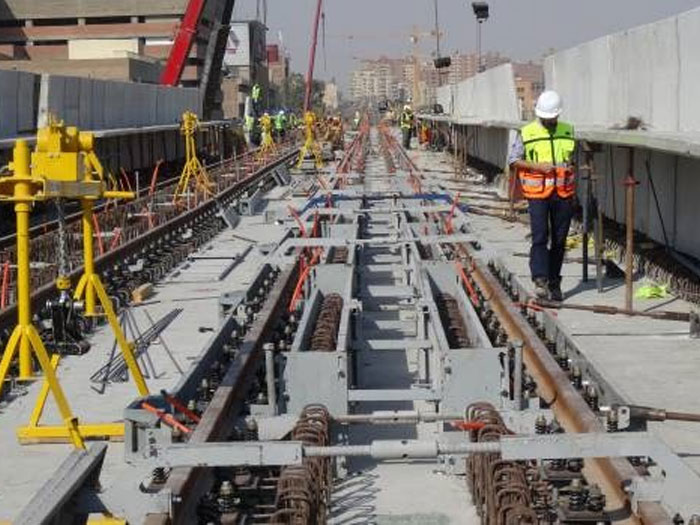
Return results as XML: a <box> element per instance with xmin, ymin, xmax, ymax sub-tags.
<box><xmin>431</xmin><ymin>64</ymin><xmax>520</xmax><ymax>169</ymax></box>
<box><xmin>545</xmin><ymin>7</ymin><xmax>700</xmax><ymax>133</ymax></box>
<box><xmin>38</xmin><ymin>74</ymin><xmax>201</xmax><ymax>131</ymax></box>
<box><xmin>440</xmin><ymin>64</ymin><xmax>520</xmax><ymax>123</ymax></box>
<box><xmin>0</xmin><ymin>71</ymin><xmax>201</xmax><ymax>139</ymax></box>
<box><xmin>587</xmin><ymin>145</ymin><xmax>700</xmax><ymax>259</ymax></box>
<box><xmin>0</xmin><ymin>70</ymin><xmax>38</xmax><ymax>138</ymax></box>
<box><xmin>463</xmin><ymin>125</ymin><xmax>515</xmax><ymax>172</ymax></box>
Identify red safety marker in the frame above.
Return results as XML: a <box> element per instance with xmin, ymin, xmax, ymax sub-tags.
<box><xmin>142</xmin><ymin>401</ymin><xmax>192</xmax><ymax>434</ymax></box>
<box><xmin>161</xmin><ymin>390</ymin><xmax>201</xmax><ymax>424</ymax></box>
<box><xmin>450</xmin><ymin>420</ymin><xmax>486</xmax><ymax>432</ymax></box>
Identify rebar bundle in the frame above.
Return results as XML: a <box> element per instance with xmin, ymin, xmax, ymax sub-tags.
<box><xmin>90</xmin><ymin>308</ymin><xmax>183</xmax><ymax>386</ymax></box>
<box><xmin>465</xmin><ymin>402</ymin><xmax>538</xmax><ymax>524</ymax></box>
<box><xmin>309</xmin><ymin>294</ymin><xmax>343</xmax><ymax>352</ymax></box>
<box><xmin>271</xmin><ymin>405</ymin><xmax>331</xmax><ymax>524</ymax></box>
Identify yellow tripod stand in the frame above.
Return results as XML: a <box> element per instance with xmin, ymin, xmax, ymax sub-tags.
<box><xmin>0</xmin><ymin>121</ymin><xmax>149</xmax><ymax>447</ymax></box>
<box><xmin>297</xmin><ymin>111</ymin><xmax>324</xmax><ymax>170</ymax></box>
<box><xmin>256</xmin><ymin>113</ymin><xmax>278</xmax><ymax>161</ymax></box>
<box><xmin>173</xmin><ymin>110</ymin><xmax>213</xmax><ymax>204</ymax></box>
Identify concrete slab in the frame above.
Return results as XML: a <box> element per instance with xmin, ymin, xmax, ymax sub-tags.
<box><xmin>412</xmin><ymin>147</ymin><xmax>700</xmax><ymax>481</ymax></box>
<box><xmin>0</xmin><ymin>192</ymin><xmax>291</xmax><ymax>522</ymax></box>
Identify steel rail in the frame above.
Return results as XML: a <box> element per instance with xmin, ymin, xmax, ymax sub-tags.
<box><xmin>454</xmin><ymin>246</ymin><xmax>668</xmax><ymax>525</ymax></box>
<box><xmin>0</xmin><ymin>148</ymin><xmax>298</xmax><ymax>336</ymax></box>
<box><xmin>0</xmin><ymin>147</ymin><xmax>275</xmax><ymax>250</ymax></box>
<box><xmin>146</xmin><ymin>260</ymin><xmax>300</xmax><ymax>525</ymax></box>
<box><xmin>381</xmin><ymin>131</ymin><xmax>667</xmax><ymax>524</ymax></box>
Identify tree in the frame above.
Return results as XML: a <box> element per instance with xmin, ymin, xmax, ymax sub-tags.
<box><xmin>284</xmin><ymin>73</ymin><xmax>325</xmax><ymax>114</ymax></box>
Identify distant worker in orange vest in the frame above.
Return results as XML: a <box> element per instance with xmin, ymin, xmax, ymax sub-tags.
<box><xmin>509</xmin><ymin>90</ymin><xmax>576</xmax><ymax>301</ymax></box>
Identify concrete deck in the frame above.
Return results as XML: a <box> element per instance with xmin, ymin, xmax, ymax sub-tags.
<box><xmin>1</xmin><ymin>136</ymin><xmax>698</xmax><ymax>523</ymax></box>
<box><xmin>411</xmin><ymin>146</ymin><xmax>700</xmax><ymax>477</ymax></box>
<box><xmin>0</xmin><ymin>187</ymin><xmax>290</xmax><ymax>523</ymax></box>
<box><xmin>330</xmin><ymin>153</ymin><xmax>478</xmax><ymax>524</ymax></box>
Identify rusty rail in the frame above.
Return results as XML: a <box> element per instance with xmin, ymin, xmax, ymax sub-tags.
<box><xmin>146</xmin><ymin>260</ymin><xmax>300</xmax><ymax>525</ymax></box>
<box><xmin>0</xmin><ymin>143</ymin><xmax>296</xmax><ymax>313</ymax></box>
<box><xmin>455</xmin><ymin>246</ymin><xmax>667</xmax><ymax>525</ymax></box>
<box><xmin>0</xmin><ymin>147</ymin><xmax>298</xmax><ymax>335</ymax></box>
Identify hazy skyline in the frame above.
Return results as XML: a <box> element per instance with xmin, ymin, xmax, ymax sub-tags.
<box><xmin>233</xmin><ymin>0</ymin><xmax>700</xmax><ymax>89</ymax></box>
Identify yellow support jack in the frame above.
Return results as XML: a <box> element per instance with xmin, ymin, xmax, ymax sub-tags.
<box><xmin>0</xmin><ymin>139</ymin><xmax>85</xmax><ymax>449</ymax></box>
<box><xmin>297</xmin><ymin>111</ymin><xmax>324</xmax><ymax>170</ymax></box>
<box><xmin>256</xmin><ymin>112</ymin><xmax>278</xmax><ymax>161</ymax></box>
<box><xmin>172</xmin><ymin>110</ymin><xmax>214</xmax><ymax>205</ymax></box>
<box><xmin>16</xmin><ymin>354</ymin><xmax>123</xmax><ymax>443</ymax></box>
<box><xmin>0</xmin><ymin>119</ymin><xmax>150</xmax><ymax>447</ymax></box>
<box><xmin>72</xmin><ymin>196</ymin><xmax>149</xmax><ymax>397</ymax></box>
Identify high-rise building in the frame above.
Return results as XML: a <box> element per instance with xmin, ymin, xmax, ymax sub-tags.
<box><xmin>513</xmin><ymin>62</ymin><xmax>545</xmax><ymax>120</ymax></box>
<box><xmin>220</xmin><ymin>21</ymin><xmax>269</xmax><ymax>119</ymax></box>
<box><xmin>350</xmin><ymin>57</ymin><xmax>410</xmax><ymax>103</ymax></box>
<box><xmin>349</xmin><ymin>51</ymin><xmax>512</xmax><ymax>105</ymax></box>
<box><xmin>447</xmin><ymin>51</ymin><xmax>510</xmax><ymax>85</ymax></box>
<box><xmin>323</xmin><ymin>82</ymin><xmax>340</xmax><ymax>111</ymax></box>
<box><xmin>267</xmin><ymin>44</ymin><xmax>290</xmax><ymax>109</ymax></box>
<box><xmin>0</xmin><ymin>1</ymin><xmax>231</xmax><ymax>86</ymax></box>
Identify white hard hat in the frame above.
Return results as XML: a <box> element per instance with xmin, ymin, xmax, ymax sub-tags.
<box><xmin>535</xmin><ymin>90</ymin><xmax>562</xmax><ymax>119</ymax></box>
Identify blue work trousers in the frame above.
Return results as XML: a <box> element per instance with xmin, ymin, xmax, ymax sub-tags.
<box><xmin>527</xmin><ymin>195</ymin><xmax>574</xmax><ymax>282</ymax></box>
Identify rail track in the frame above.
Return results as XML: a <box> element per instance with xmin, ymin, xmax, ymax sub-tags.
<box><xmin>375</xmin><ymin>126</ymin><xmax>664</xmax><ymax>523</ymax></box>
<box><xmin>111</xmin><ymin>125</ymin><xmax>695</xmax><ymax>523</ymax></box>
<box><xmin>0</xmin><ymin>144</ymin><xmax>299</xmax><ymax>364</ymax></box>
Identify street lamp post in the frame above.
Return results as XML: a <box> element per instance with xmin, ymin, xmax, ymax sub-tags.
<box><xmin>471</xmin><ymin>2</ymin><xmax>489</xmax><ymax>73</ymax></box>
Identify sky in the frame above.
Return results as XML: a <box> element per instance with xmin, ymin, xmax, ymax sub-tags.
<box><xmin>232</xmin><ymin>0</ymin><xmax>700</xmax><ymax>90</ymax></box>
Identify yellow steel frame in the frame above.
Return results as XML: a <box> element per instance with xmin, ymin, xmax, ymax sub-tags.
<box><xmin>256</xmin><ymin>113</ymin><xmax>278</xmax><ymax>161</ymax></box>
<box><xmin>72</xmin><ymin>197</ymin><xmax>148</xmax><ymax>397</ymax></box>
<box><xmin>0</xmin><ymin>120</ymin><xmax>150</xmax><ymax>447</ymax></box>
<box><xmin>0</xmin><ymin>140</ymin><xmax>85</xmax><ymax>449</ymax></box>
<box><xmin>16</xmin><ymin>354</ymin><xmax>124</xmax><ymax>443</ymax></box>
<box><xmin>173</xmin><ymin>110</ymin><xmax>213</xmax><ymax>204</ymax></box>
<box><xmin>297</xmin><ymin>111</ymin><xmax>324</xmax><ymax>170</ymax></box>
<box><xmin>87</xmin><ymin>516</ymin><xmax>127</xmax><ymax>525</ymax></box>
<box><xmin>87</xmin><ymin>518</ymin><xmax>127</xmax><ymax>525</ymax></box>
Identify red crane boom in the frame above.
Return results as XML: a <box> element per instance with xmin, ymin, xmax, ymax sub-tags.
<box><xmin>304</xmin><ymin>0</ymin><xmax>324</xmax><ymax>113</ymax></box>
<box><xmin>160</xmin><ymin>0</ymin><xmax>208</xmax><ymax>86</ymax></box>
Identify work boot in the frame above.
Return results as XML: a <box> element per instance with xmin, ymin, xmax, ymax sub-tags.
<box><xmin>533</xmin><ymin>278</ymin><xmax>549</xmax><ymax>300</ymax></box>
<box><xmin>549</xmin><ymin>279</ymin><xmax>563</xmax><ymax>302</ymax></box>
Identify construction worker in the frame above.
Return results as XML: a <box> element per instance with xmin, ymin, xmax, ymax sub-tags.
<box><xmin>243</xmin><ymin>96</ymin><xmax>257</xmax><ymax>147</ymax></box>
<box><xmin>353</xmin><ymin>111</ymin><xmax>361</xmax><ymax>131</ymax></box>
<box><xmin>275</xmin><ymin>110</ymin><xmax>287</xmax><ymax>140</ymax></box>
<box><xmin>400</xmin><ymin>104</ymin><xmax>415</xmax><ymax>149</ymax></box>
<box><xmin>331</xmin><ymin>116</ymin><xmax>344</xmax><ymax>150</ymax></box>
<box><xmin>509</xmin><ymin>90</ymin><xmax>576</xmax><ymax>301</ymax></box>
<box><xmin>259</xmin><ymin>112</ymin><xmax>275</xmax><ymax>154</ymax></box>
<box><xmin>251</xmin><ymin>82</ymin><xmax>262</xmax><ymax>113</ymax></box>
<box><xmin>419</xmin><ymin>121</ymin><xmax>431</xmax><ymax>148</ymax></box>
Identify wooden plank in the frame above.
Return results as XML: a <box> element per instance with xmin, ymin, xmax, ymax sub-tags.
<box><xmin>132</xmin><ymin>283</ymin><xmax>154</xmax><ymax>304</ymax></box>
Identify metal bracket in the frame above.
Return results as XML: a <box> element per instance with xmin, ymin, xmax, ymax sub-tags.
<box><xmin>139</xmin><ymin>441</ymin><xmax>304</xmax><ymax>469</ymax></box>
